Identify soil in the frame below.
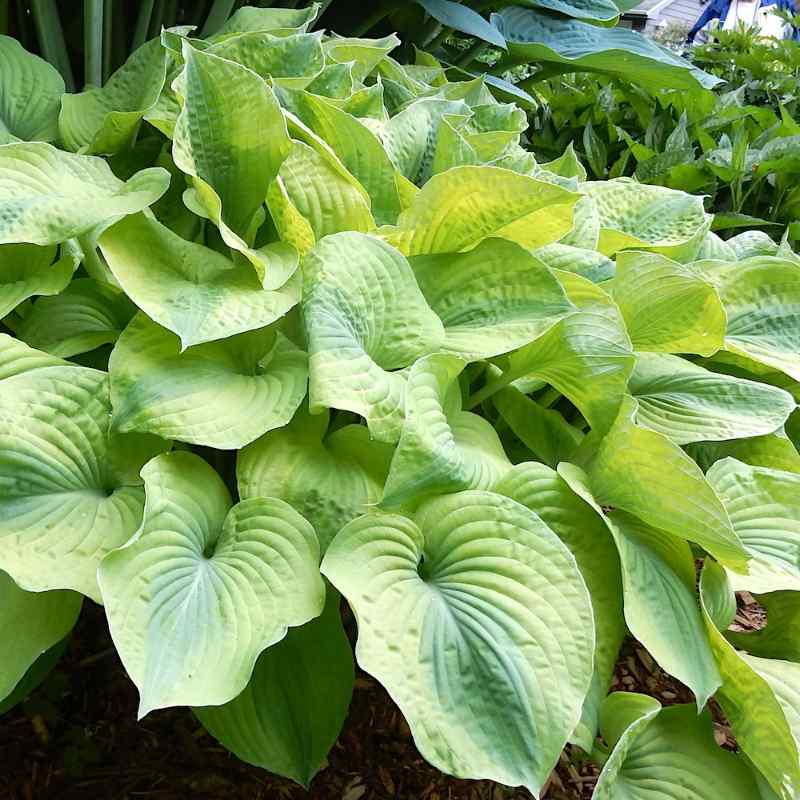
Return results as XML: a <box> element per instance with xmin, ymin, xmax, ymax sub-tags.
<box><xmin>0</xmin><ymin>599</ymin><xmax>740</xmax><ymax>800</ymax></box>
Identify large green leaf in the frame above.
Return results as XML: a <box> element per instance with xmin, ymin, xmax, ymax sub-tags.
<box><xmin>609</xmin><ymin>251</ymin><xmax>725</xmax><ymax>355</ymax></box>
<box><xmin>0</xmin><ymin>242</ymin><xmax>78</xmax><ymax>319</ymax></box>
<box><xmin>322</xmin><ymin>34</ymin><xmax>400</xmax><ymax>83</ymax></box>
<box><xmin>383</xmin><ymin>165</ymin><xmax>578</xmax><ymax>255</ymax></box>
<box><xmin>382</xmin><ymin>354</ymin><xmax>511</xmax><ymax>506</ymax></box>
<box><xmin>416</xmin><ymin>0</ymin><xmax>507</xmax><ymax>49</ymax></box>
<box><xmin>98</xmin><ymin>451</ymin><xmax>325</xmax><ymax>718</ymax></box>
<box><xmin>195</xmin><ymin>587</ymin><xmax>353</xmax><ymax>788</ymax></box>
<box><xmin>706</xmin><ymin>458</ymin><xmax>800</xmax><ymax>593</ymax></box>
<box><xmin>0</xmin><ymin>332</ymin><xmax>71</xmax><ymax>379</ymax></box>
<box><xmin>559</xmin><ymin>465</ymin><xmax>721</xmax><ymax>708</ymax></box>
<box><xmin>687</xmin><ymin>432</ymin><xmax>800</xmax><ymax>476</ymax></box>
<box><xmin>580</xmin><ymin>179</ymin><xmax>711</xmax><ymax>260</ymax></box>
<box><xmin>491</xmin><ymin>6</ymin><xmax>719</xmax><ymax>92</ymax></box>
<box><xmin>99</xmin><ymin>214</ymin><xmax>300</xmax><ymax>349</ymax></box>
<box><xmin>501</xmin><ymin>271</ymin><xmax>633</xmax><ymax>434</ymax></box>
<box><xmin>0</xmin><ymin>570</ymin><xmax>81</xmax><ymax>703</ymax></box>
<box><xmin>595</xmin><ymin>692</ymin><xmax>761</xmax><ymax>799</ymax></box>
<box><xmin>628</xmin><ymin>353</ymin><xmax>795</xmax><ymax>445</ymax></box>
<box><xmin>0</xmin><ymin>143</ymin><xmax>169</xmax><ymax>245</ymax></box>
<box><xmin>711</xmin><ymin>257</ymin><xmax>800</xmax><ymax>382</ymax></box>
<box><xmin>208</xmin><ymin>4</ymin><xmax>319</xmax><ymax>38</ymax></box>
<box><xmin>727</xmin><ymin>591</ymin><xmax>800</xmax><ymax>662</ymax></box>
<box><xmin>700</xmin><ymin>561</ymin><xmax>800</xmax><ymax>800</ymax></box>
<box><xmin>0</xmin><ymin>365</ymin><xmax>168</xmax><ymax>600</ymax></box>
<box><xmin>237</xmin><ymin>406</ymin><xmax>393</xmax><ymax>552</ymax></box>
<box><xmin>59</xmin><ymin>37</ymin><xmax>168</xmax><ymax>155</ymax></box>
<box><xmin>321</xmin><ymin>491</ymin><xmax>594</xmax><ymax>795</ymax></box>
<box><xmin>494</xmin><ymin>463</ymin><xmax>623</xmax><ymax>750</ymax></box>
<box><xmin>0</xmin><ymin>35</ymin><xmax>64</xmax><ymax>143</ymax></box>
<box><xmin>14</xmin><ymin>278</ymin><xmax>136</xmax><ymax>357</ymax></box>
<box><xmin>579</xmin><ymin>397</ymin><xmax>748</xmax><ymax>569</ymax></box>
<box><xmin>302</xmin><ymin>231</ymin><xmax>443</xmax><ymax>442</ymax></box>
<box><xmin>110</xmin><ymin>313</ymin><xmax>307</xmax><ymax>449</ymax></box>
<box><xmin>409</xmin><ymin>237</ymin><xmax>572</xmax><ymax>361</ymax></box>
<box><xmin>517</xmin><ymin>0</ymin><xmax>620</xmax><ymax>23</ymax></box>
<box><xmin>172</xmin><ymin>43</ymin><xmax>294</xmax><ymax>288</ymax></box>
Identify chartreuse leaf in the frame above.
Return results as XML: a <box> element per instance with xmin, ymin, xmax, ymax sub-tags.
<box><xmin>493</xmin><ymin>382</ymin><xmax>583</xmax><ymax>468</ymax></box>
<box><xmin>0</xmin><ymin>570</ymin><xmax>81</xmax><ymax>703</ymax></box>
<box><xmin>59</xmin><ymin>37</ymin><xmax>168</xmax><ymax>155</ymax></box>
<box><xmin>687</xmin><ymin>432</ymin><xmax>800</xmax><ymax>476</ymax></box>
<box><xmin>706</xmin><ymin>458</ymin><xmax>800</xmax><ymax>593</ymax></box>
<box><xmin>711</xmin><ymin>257</ymin><xmax>800</xmax><ymax>382</ymax></box>
<box><xmin>383</xmin><ymin>165</ymin><xmax>578</xmax><ymax>255</ymax></box>
<box><xmin>98</xmin><ymin>451</ymin><xmax>325</xmax><ymax>718</ymax></box>
<box><xmin>542</xmin><ymin>143</ymin><xmax>587</xmax><ymax>181</ymax></box>
<box><xmin>727</xmin><ymin>230</ymin><xmax>780</xmax><ymax>260</ymax></box>
<box><xmin>109</xmin><ymin>313</ymin><xmax>307</xmax><ymax>450</ymax></box>
<box><xmin>595</xmin><ymin>692</ymin><xmax>761</xmax><ymax>799</ymax></box>
<box><xmin>99</xmin><ymin>214</ymin><xmax>300</xmax><ymax>349</ymax></box>
<box><xmin>237</xmin><ymin>406</ymin><xmax>393</xmax><ymax>552</ymax></box>
<box><xmin>492</xmin><ymin>6</ymin><xmax>719</xmax><ymax>92</ymax></box>
<box><xmin>0</xmin><ymin>365</ymin><xmax>168</xmax><ymax>601</ymax></box>
<box><xmin>499</xmin><ymin>271</ymin><xmax>633</xmax><ymax>434</ymax></box>
<box><xmin>580</xmin><ymin>180</ymin><xmax>711</xmax><ymax>260</ymax></box>
<box><xmin>0</xmin><ymin>243</ymin><xmax>78</xmax><ymax>319</ymax></box>
<box><xmin>559</xmin><ymin>464</ymin><xmax>722</xmax><ymax>709</ymax></box>
<box><xmin>700</xmin><ymin>561</ymin><xmax>800</xmax><ymax>800</ymax></box>
<box><xmin>579</xmin><ymin>397</ymin><xmax>748</xmax><ymax>569</ymax></box>
<box><xmin>208</xmin><ymin>4</ymin><xmax>319</xmax><ymax>38</ymax></box>
<box><xmin>172</xmin><ymin>43</ymin><xmax>295</xmax><ymax>289</ymax></box>
<box><xmin>628</xmin><ymin>353</ymin><xmax>795</xmax><ymax>445</ymax></box>
<box><xmin>322</xmin><ymin>34</ymin><xmax>400</xmax><ymax>83</ymax></box>
<box><xmin>0</xmin><ymin>143</ymin><xmax>169</xmax><ymax>245</ymax></box>
<box><xmin>321</xmin><ymin>491</ymin><xmax>594</xmax><ymax>795</ymax></box>
<box><xmin>14</xmin><ymin>278</ymin><xmax>136</xmax><ymax>357</ymax></box>
<box><xmin>409</xmin><ymin>238</ymin><xmax>572</xmax><ymax>361</ymax></box>
<box><xmin>287</xmin><ymin>90</ymin><xmax>401</xmax><ymax>225</ymax></box>
<box><xmin>381</xmin><ymin>355</ymin><xmax>511</xmax><ymax>506</ymax></box>
<box><xmin>534</xmin><ymin>243</ymin><xmax>614</xmax><ymax>283</ymax></box>
<box><xmin>0</xmin><ymin>35</ymin><xmax>64</xmax><ymax>143</ymax></box>
<box><xmin>494</xmin><ymin>463</ymin><xmax>623</xmax><ymax>750</ymax></box>
<box><xmin>0</xmin><ymin>333</ymin><xmax>71</xmax><ymax>378</ymax></box>
<box><xmin>727</xmin><ymin>592</ymin><xmax>800</xmax><ymax>662</ymax></box>
<box><xmin>609</xmin><ymin>251</ymin><xmax>725</xmax><ymax>355</ymax></box>
<box><xmin>302</xmin><ymin>231</ymin><xmax>443</xmax><ymax>443</ymax></box>
<box><xmin>195</xmin><ymin>587</ymin><xmax>353</xmax><ymax>788</ymax></box>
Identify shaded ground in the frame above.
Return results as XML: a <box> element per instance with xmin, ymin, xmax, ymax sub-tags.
<box><xmin>1</xmin><ymin>598</ymin><xmax>748</xmax><ymax>800</ymax></box>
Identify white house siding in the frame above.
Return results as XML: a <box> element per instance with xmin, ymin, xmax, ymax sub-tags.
<box><xmin>652</xmin><ymin>0</ymin><xmax>703</xmax><ymax>25</ymax></box>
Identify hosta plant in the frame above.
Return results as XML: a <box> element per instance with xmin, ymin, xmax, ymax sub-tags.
<box><xmin>1</xmin><ymin>5</ymin><xmax>800</xmax><ymax>798</ymax></box>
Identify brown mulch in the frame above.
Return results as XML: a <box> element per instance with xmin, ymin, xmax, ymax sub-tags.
<box><xmin>0</xmin><ymin>603</ymin><xmax>723</xmax><ymax>800</ymax></box>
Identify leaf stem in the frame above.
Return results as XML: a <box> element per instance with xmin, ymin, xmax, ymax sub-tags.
<box><xmin>84</xmin><ymin>0</ymin><xmax>104</xmax><ymax>87</ymax></box>
<box><xmin>466</xmin><ymin>369</ymin><xmax>516</xmax><ymax>410</ymax></box>
<box><xmin>537</xmin><ymin>386</ymin><xmax>562</xmax><ymax>408</ymax></box>
<box><xmin>30</xmin><ymin>0</ymin><xmax>75</xmax><ymax>91</ymax></box>
<box><xmin>132</xmin><ymin>0</ymin><xmax>155</xmax><ymax>51</ymax></box>
<box><xmin>200</xmin><ymin>0</ymin><xmax>236</xmax><ymax>37</ymax></box>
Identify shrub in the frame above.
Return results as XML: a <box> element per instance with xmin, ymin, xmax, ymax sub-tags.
<box><xmin>1</xmin><ymin>5</ymin><xmax>800</xmax><ymax>797</ymax></box>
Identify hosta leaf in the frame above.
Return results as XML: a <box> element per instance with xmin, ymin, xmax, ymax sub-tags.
<box><xmin>409</xmin><ymin>237</ymin><xmax>572</xmax><ymax>361</ymax></box>
<box><xmin>493</xmin><ymin>383</ymin><xmax>583</xmax><ymax>468</ymax></box>
<box><xmin>208</xmin><ymin>4</ymin><xmax>319</xmax><ymax>38</ymax></box>
<box><xmin>609</xmin><ymin>251</ymin><xmax>725</xmax><ymax>355</ymax></box>
<box><xmin>727</xmin><ymin>592</ymin><xmax>800</xmax><ymax>662</ymax></box>
<box><xmin>629</xmin><ymin>353</ymin><xmax>795</xmax><ymax>445</ymax></box>
<box><xmin>494</xmin><ymin>463</ymin><xmax>623</xmax><ymax>750</ymax></box>
<box><xmin>492</xmin><ymin>6</ymin><xmax>719</xmax><ymax>92</ymax></box>
<box><xmin>0</xmin><ymin>142</ymin><xmax>168</xmax><ymax>245</ymax></box>
<box><xmin>172</xmin><ymin>43</ymin><xmax>294</xmax><ymax>288</ymax></box>
<box><xmin>700</xmin><ymin>561</ymin><xmax>800</xmax><ymax>800</ymax></box>
<box><xmin>287</xmin><ymin>91</ymin><xmax>401</xmax><ymax>225</ymax></box>
<box><xmin>515</xmin><ymin>0</ymin><xmax>621</xmax><ymax>23</ymax></box>
<box><xmin>0</xmin><ymin>35</ymin><xmax>64</xmax><ymax>143</ymax></box>
<box><xmin>99</xmin><ymin>214</ymin><xmax>300</xmax><ymax>349</ymax></box>
<box><xmin>712</xmin><ymin>257</ymin><xmax>800</xmax><ymax>381</ymax></box>
<box><xmin>14</xmin><ymin>278</ymin><xmax>136</xmax><ymax>357</ymax></box>
<box><xmin>322</xmin><ymin>34</ymin><xmax>400</xmax><ymax>83</ymax></box>
<box><xmin>302</xmin><ymin>231</ymin><xmax>443</xmax><ymax>442</ymax></box>
<box><xmin>416</xmin><ymin>0</ymin><xmax>507</xmax><ymax>49</ymax></box>
<box><xmin>382</xmin><ymin>354</ymin><xmax>511</xmax><ymax>506</ymax></box>
<box><xmin>98</xmin><ymin>451</ymin><xmax>325</xmax><ymax>718</ymax></box>
<box><xmin>110</xmin><ymin>313</ymin><xmax>307</xmax><ymax>450</ymax></box>
<box><xmin>0</xmin><ymin>242</ymin><xmax>78</xmax><ymax>319</ymax></box>
<box><xmin>0</xmin><ymin>333</ymin><xmax>71</xmax><ymax>378</ymax></box>
<box><xmin>581</xmin><ymin>179</ymin><xmax>711</xmax><ymax>260</ymax></box>
<box><xmin>595</xmin><ymin>693</ymin><xmax>761</xmax><ymax>799</ymax></box>
<box><xmin>0</xmin><ymin>570</ymin><xmax>82</xmax><ymax>702</ymax></box>
<box><xmin>195</xmin><ymin>587</ymin><xmax>353</xmax><ymax>788</ymax></box>
<box><xmin>238</xmin><ymin>408</ymin><xmax>392</xmax><ymax>552</ymax></box>
<box><xmin>727</xmin><ymin>230</ymin><xmax>780</xmax><ymax>260</ymax></box>
<box><xmin>559</xmin><ymin>465</ymin><xmax>721</xmax><ymax>708</ymax></box>
<box><xmin>504</xmin><ymin>272</ymin><xmax>633</xmax><ymax>434</ymax></box>
<box><xmin>542</xmin><ymin>143</ymin><xmax>587</xmax><ymax>181</ymax></box>
<box><xmin>534</xmin><ymin>243</ymin><xmax>615</xmax><ymax>283</ymax></box>
<box><xmin>707</xmin><ymin>458</ymin><xmax>800</xmax><ymax>593</ymax></box>
<box><xmin>0</xmin><ymin>365</ymin><xmax>168</xmax><ymax>600</ymax></box>
<box><xmin>321</xmin><ymin>491</ymin><xmax>594</xmax><ymax>795</ymax></box>
<box><xmin>580</xmin><ymin>397</ymin><xmax>747</xmax><ymax>569</ymax></box>
<box><xmin>383</xmin><ymin>165</ymin><xmax>578</xmax><ymax>255</ymax></box>
<box><xmin>59</xmin><ymin>37</ymin><xmax>168</xmax><ymax>155</ymax></box>
<box><xmin>687</xmin><ymin>432</ymin><xmax>800</xmax><ymax>476</ymax></box>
